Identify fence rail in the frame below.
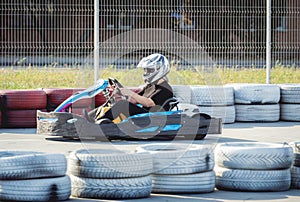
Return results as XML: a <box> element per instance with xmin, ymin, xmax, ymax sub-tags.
<box><xmin>0</xmin><ymin>0</ymin><xmax>299</xmax><ymax>68</ymax></box>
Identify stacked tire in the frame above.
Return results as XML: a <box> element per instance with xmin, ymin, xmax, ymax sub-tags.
<box><xmin>215</xmin><ymin>142</ymin><xmax>293</xmax><ymax>191</ymax></box>
<box><xmin>0</xmin><ymin>90</ymin><xmax>47</xmax><ymax>127</ymax></box>
<box><xmin>136</xmin><ymin>143</ymin><xmax>215</xmax><ymax>194</ymax></box>
<box><xmin>279</xmin><ymin>84</ymin><xmax>300</xmax><ymax>121</ymax></box>
<box><xmin>190</xmin><ymin>85</ymin><xmax>235</xmax><ymax>123</ymax></box>
<box><xmin>290</xmin><ymin>142</ymin><xmax>300</xmax><ymax>189</ymax></box>
<box><xmin>0</xmin><ymin>151</ymin><xmax>70</xmax><ymax>201</ymax></box>
<box><xmin>68</xmin><ymin>149</ymin><xmax>153</xmax><ymax>199</ymax></box>
<box><xmin>226</xmin><ymin>84</ymin><xmax>280</xmax><ymax>122</ymax></box>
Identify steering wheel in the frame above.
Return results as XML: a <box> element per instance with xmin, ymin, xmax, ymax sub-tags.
<box><xmin>108</xmin><ymin>77</ymin><xmax>126</xmax><ymax>101</ymax></box>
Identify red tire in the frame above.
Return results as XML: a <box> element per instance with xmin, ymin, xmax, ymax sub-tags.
<box><xmin>43</xmin><ymin>88</ymin><xmax>92</xmax><ymax>109</ymax></box>
<box><xmin>0</xmin><ymin>90</ymin><xmax>47</xmax><ymax>110</ymax></box>
<box><xmin>6</xmin><ymin>109</ymin><xmax>46</xmax><ymax>128</ymax></box>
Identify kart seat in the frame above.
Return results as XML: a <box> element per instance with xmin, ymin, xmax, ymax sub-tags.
<box><xmin>158</xmin><ymin>97</ymin><xmax>179</xmax><ymax>112</ymax></box>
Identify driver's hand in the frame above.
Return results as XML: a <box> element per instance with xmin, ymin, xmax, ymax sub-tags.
<box><xmin>120</xmin><ymin>88</ymin><xmax>134</xmax><ymax>97</ymax></box>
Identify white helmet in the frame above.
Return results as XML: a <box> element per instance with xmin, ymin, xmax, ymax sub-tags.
<box><xmin>137</xmin><ymin>53</ymin><xmax>170</xmax><ymax>84</ymax></box>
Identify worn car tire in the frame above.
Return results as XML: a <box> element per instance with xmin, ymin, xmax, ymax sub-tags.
<box><xmin>0</xmin><ymin>90</ymin><xmax>47</xmax><ymax>110</ymax></box>
<box><xmin>0</xmin><ymin>175</ymin><xmax>71</xmax><ymax>201</ymax></box>
<box><xmin>68</xmin><ymin>149</ymin><xmax>153</xmax><ymax>178</ymax></box>
<box><xmin>279</xmin><ymin>84</ymin><xmax>300</xmax><ymax>104</ymax></box>
<box><xmin>227</xmin><ymin>84</ymin><xmax>280</xmax><ymax>104</ymax></box>
<box><xmin>70</xmin><ymin>175</ymin><xmax>152</xmax><ymax>199</ymax></box>
<box><xmin>191</xmin><ymin>85</ymin><xmax>234</xmax><ymax>106</ymax></box>
<box><xmin>280</xmin><ymin>104</ymin><xmax>300</xmax><ymax>121</ymax></box>
<box><xmin>152</xmin><ymin>171</ymin><xmax>215</xmax><ymax>194</ymax></box>
<box><xmin>215</xmin><ymin>166</ymin><xmax>291</xmax><ymax>192</ymax></box>
<box><xmin>215</xmin><ymin>142</ymin><xmax>293</xmax><ymax>170</ymax></box>
<box><xmin>198</xmin><ymin>105</ymin><xmax>235</xmax><ymax>124</ymax></box>
<box><xmin>235</xmin><ymin>104</ymin><xmax>280</xmax><ymax>122</ymax></box>
<box><xmin>135</xmin><ymin>143</ymin><xmax>214</xmax><ymax>174</ymax></box>
<box><xmin>0</xmin><ymin>151</ymin><xmax>67</xmax><ymax>179</ymax></box>
<box><xmin>291</xmin><ymin>166</ymin><xmax>300</xmax><ymax>189</ymax></box>
<box><xmin>5</xmin><ymin>109</ymin><xmax>46</xmax><ymax>128</ymax></box>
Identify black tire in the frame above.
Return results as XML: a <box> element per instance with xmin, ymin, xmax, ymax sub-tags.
<box><xmin>135</xmin><ymin>143</ymin><xmax>214</xmax><ymax>174</ymax></box>
<box><xmin>0</xmin><ymin>151</ymin><xmax>67</xmax><ymax>180</ymax></box>
<box><xmin>215</xmin><ymin>166</ymin><xmax>291</xmax><ymax>192</ymax></box>
<box><xmin>215</xmin><ymin>142</ymin><xmax>293</xmax><ymax>170</ymax></box>
<box><xmin>280</xmin><ymin>104</ymin><xmax>300</xmax><ymax>121</ymax></box>
<box><xmin>235</xmin><ymin>104</ymin><xmax>280</xmax><ymax>122</ymax></box>
<box><xmin>152</xmin><ymin>171</ymin><xmax>215</xmax><ymax>194</ymax></box>
<box><xmin>0</xmin><ymin>176</ymin><xmax>71</xmax><ymax>201</ymax></box>
<box><xmin>289</xmin><ymin>142</ymin><xmax>300</xmax><ymax>166</ymax></box>
<box><xmin>70</xmin><ymin>174</ymin><xmax>152</xmax><ymax>199</ymax></box>
<box><xmin>279</xmin><ymin>84</ymin><xmax>300</xmax><ymax>104</ymax></box>
<box><xmin>68</xmin><ymin>149</ymin><xmax>153</xmax><ymax>178</ymax></box>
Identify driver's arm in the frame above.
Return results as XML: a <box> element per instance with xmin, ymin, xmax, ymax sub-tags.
<box><xmin>120</xmin><ymin>88</ymin><xmax>155</xmax><ymax>108</ymax></box>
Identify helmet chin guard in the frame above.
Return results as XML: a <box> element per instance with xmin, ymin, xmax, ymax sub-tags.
<box><xmin>137</xmin><ymin>53</ymin><xmax>170</xmax><ymax>84</ymax></box>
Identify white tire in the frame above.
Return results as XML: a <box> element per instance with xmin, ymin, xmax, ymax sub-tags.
<box><xmin>68</xmin><ymin>149</ymin><xmax>152</xmax><ymax>178</ymax></box>
<box><xmin>215</xmin><ymin>166</ymin><xmax>291</xmax><ymax>192</ymax></box>
<box><xmin>291</xmin><ymin>166</ymin><xmax>300</xmax><ymax>189</ymax></box>
<box><xmin>0</xmin><ymin>176</ymin><xmax>71</xmax><ymax>201</ymax></box>
<box><xmin>70</xmin><ymin>175</ymin><xmax>152</xmax><ymax>199</ymax></box>
<box><xmin>191</xmin><ymin>86</ymin><xmax>234</xmax><ymax>106</ymax></box>
<box><xmin>235</xmin><ymin>104</ymin><xmax>280</xmax><ymax>122</ymax></box>
<box><xmin>215</xmin><ymin>142</ymin><xmax>293</xmax><ymax>170</ymax></box>
<box><xmin>198</xmin><ymin>105</ymin><xmax>235</xmax><ymax>124</ymax></box>
<box><xmin>152</xmin><ymin>171</ymin><xmax>215</xmax><ymax>193</ymax></box>
<box><xmin>172</xmin><ymin>85</ymin><xmax>192</xmax><ymax>103</ymax></box>
<box><xmin>280</xmin><ymin>104</ymin><xmax>300</xmax><ymax>121</ymax></box>
<box><xmin>135</xmin><ymin>143</ymin><xmax>214</xmax><ymax>174</ymax></box>
<box><xmin>279</xmin><ymin>84</ymin><xmax>300</xmax><ymax>104</ymax></box>
<box><xmin>227</xmin><ymin>83</ymin><xmax>280</xmax><ymax>104</ymax></box>
<box><xmin>0</xmin><ymin>151</ymin><xmax>67</xmax><ymax>179</ymax></box>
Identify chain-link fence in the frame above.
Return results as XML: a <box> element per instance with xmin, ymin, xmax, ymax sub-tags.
<box><xmin>0</xmin><ymin>0</ymin><xmax>299</xmax><ymax>68</ymax></box>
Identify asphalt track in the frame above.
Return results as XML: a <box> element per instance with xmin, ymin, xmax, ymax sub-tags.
<box><xmin>1</xmin><ymin>121</ymin><xmax>300</xmax><ymax>202</ymax></box>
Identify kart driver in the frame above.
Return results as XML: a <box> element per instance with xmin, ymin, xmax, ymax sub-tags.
<box><xmin>94</xmin><ymin>53</ymin><xmax>174</xmax><ymax>124</ymax></box>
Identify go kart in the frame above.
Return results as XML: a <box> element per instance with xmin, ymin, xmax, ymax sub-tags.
<box><xmin>37</xmin><ymin>78</ymin><xmax>221</xmax><ymax>141</ymax></box>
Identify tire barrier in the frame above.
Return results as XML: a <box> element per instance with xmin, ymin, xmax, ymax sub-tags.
<box><xmin>226</xmin><ymin>84</ymin><xmax>280</xmax><ymax>104</ymax></box>
<box><xmin>171</xmin><ymin>85</ymin><xmax>192</xmax><ymax>104</ymax></box>
<box><xmin>136</xmin><ymin>143</ymin><xmax>215</xmax><ymax>194</ymax></box>
<box><xmin>235</xmin><ymin>104</ymin><xmax>280</xmax><ymax>122</ymax></box>
<box><xmin>5</xmin><ymin>109</ymin><xmax>46</xmax><ymax>128</ymax></box>
<box><xmin>290</xmin><ymin>142</ymin><xmax>300</xmax><ymax>189</ymax></box>
<box><xmin>215</xmin><ymin>142</ymin><xmax>293</xmax><ymax>192</ymax></box>
<box><xmin>227</xmin><ymin>84</ymin><xmax>281</xmax><ymax>122</ymax></box>
<box><xmin>0</xmin><ymin>151</ymin><xmax>71</xmax><ymax>201</ymax></box>
<box><xmin>68</xmin><ymin>149</ymin><xmax>152</xmax><ymax>199</ymax></box>
<box><xmin>279</xmin><ymin>84</ymin><xmax>300</xmax><ymax>104</ymax></box>
<box><xmin>0</xmin><ymin>90</ymin><xmax>47</xmax><ymax>128</ymax></box>
<box><xmin>198</xmin><ymin>105</ymin><xmax>235</xmax><ymax>124</ymax></box>
<box><xmin>189</xmin><ymin>86</ymin><xmax>235</xmax><ymax>124</ymax></box>
<box><xmin>191</xmin><ymin>86</ymin><xmax>234</xmax><ymax>106</ymax></box>
<box><xmin>279</xmin><ymin>84</ymin><xmax>300</xmax><ymax>122</ymax></box>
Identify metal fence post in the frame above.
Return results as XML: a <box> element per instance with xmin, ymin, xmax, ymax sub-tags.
<box><xmin>94</xmin><ymin>0</ymin><xmax>100</xmax><ymax>83</ymax></box>
<box><xmin>266</xmin><ymin>0</ymin><xmax>272</xmax><ymax>84</ymax></box>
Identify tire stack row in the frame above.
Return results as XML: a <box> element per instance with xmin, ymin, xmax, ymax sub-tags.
<box><xmin>136</xmin><ymin>143</ymin><xmax>216</xmax><ymax>194</ymax></box>
<box><xmin>0</xmin><ymin>151</ymin><xmax>71</xmax><ymax>201</ymax></box>
<box><xmin>190</xmin><ymin>85</ymin><xmax>235</xmax><ymax>124</ymax></box>
<box><xmin>226</xmin><ymin>84</ymin><xmax>281</xmax><ymax>122</ymax></box>
<box><xmin>290</xmin><ymin>142</ymin><xmax>300</xmax><ymax>189</ymax></box>
<box><xmin>279</xmin><ymin>84</ymin><xmax>300</xmax><ymax>121</ymax></box>
<box><xmin>67</xmin><ymin>149</ymin><xmax>153</xmax><ymax>200</ymax></box>
<box><xmin>215</xmin><ymin>142</ymin><xmax>293</xmax><ymax>191</ymax></box>
<box><xmin>0</xmin><ymin>90</ymin><xmax>47</xmax><ymax>128</ymax></box>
